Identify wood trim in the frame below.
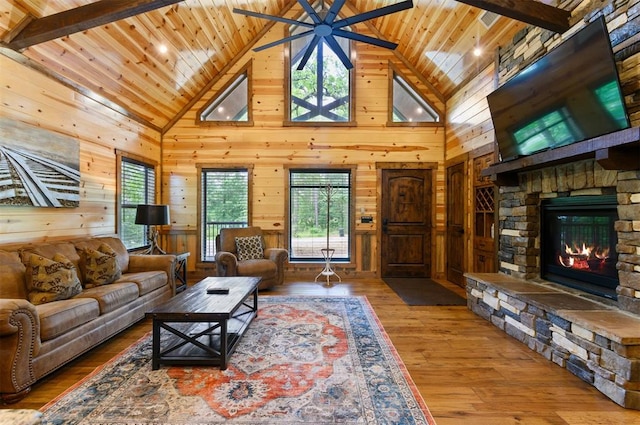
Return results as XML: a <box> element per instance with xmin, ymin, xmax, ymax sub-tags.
<box><xmin>195</xmin><ymin>60</ymin><xmax>254</xmax><ymax>127</ymax></box>
<box><xmin>375</xmin><ymin>162</ymin><xmax>438</xmax><ymax>170</ymax></box>
<box><xmin>387</xmin><ymin>62</ymin><xmax>445</xmax><ymax>124</ymax></box>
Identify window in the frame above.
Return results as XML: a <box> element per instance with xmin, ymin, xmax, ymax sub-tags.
<box><xmin>197</xmin><ymin>62</ymin><xmax>252</xmax><ymax>125</ymax></box>
<box><xmin>389</xmin><ymin>70</ymin><xmax>440</xmax><ymax>124</ymax></box>
<box><xmin>513</xmin><ymin>108</ymin><xmax>580</xmax><ymax>155</ymax></box>
<box><xmin>200</xmin><ymin>166</ymin><xmax>252</xmax><ymax>261</ymax></box>
<box><xmin>288</xmin><ymin>168</ymin><xmax>353</xmax><ymax>261</ymax></box>
<box><xmin>287</xmin><ymin>7</ymin><xmax>354</xmax><ymax>124</ymax></box>
<box><xmin>117</xmin><ymin>153</ymin><xmax>156</xmax><ymax>250</ymax></box>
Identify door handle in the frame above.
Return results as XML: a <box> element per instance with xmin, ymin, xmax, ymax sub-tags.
<box><xmin>382</xmin><ymin>218</ymin><xmax>388</xmax><ymax>233</ymax></box>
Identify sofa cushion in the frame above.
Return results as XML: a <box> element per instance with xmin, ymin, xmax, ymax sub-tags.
<box><xmin>235</xmin><ymin>235</ymin><xmax>264</xmax><ymax>261</ymax></box>
<box><xmin>117</xmin><ymin>271</ymin><xmax>167</xmax><ymax>296</ymax></box>
<box><xmin>0</xmin><ymin>250</ymin><xmax>27</xmax><ymax>299</ymax></box>
<box><xmin>20</xmin><ymin>242</ymin><xmax>81</xmax><ymax>274</ymax></box>
<box><xmin>80</xmin><ymin>243</ymin><xmax>122</xmax><ymax>288</ymax></box>
<box><xmin>236</xmin><ymin>258</ymin><xmax>276</xmax><ymax>278</ymax></box>
<box><xmin>36</xmin><ymin>298</ymin><xmax>100</xmax><ymax>341</ymax></box>
<box><xmin>74</xmin><ymin>237</ymin><xmax>129</xmax><ymax>276</ymax></box>
<box><xmin>75</xmin><ymin>282</ymin><xmax>139</xmax><ymax>314</ymax></box>
<box><xmin>26</xmin><ymin>253</ymin><xmax>83</xmax><ymax>305</ymax></box>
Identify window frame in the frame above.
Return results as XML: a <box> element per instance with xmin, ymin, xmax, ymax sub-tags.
<box><xmin>284</xmin><ymin>28</ymin><xmax>356</xmax><ymax>127</ymax></box>
<box><xmin>196</xmin><ymin>61</ymin><xmax>253</xmax><ymax>127</ymax></box>
<box><xmin>197</xmin><ymin>164</ymin><xmax>254</xmax><ymax>262</ymax></box>
<box><xmin>115</xmin><ymin>150</ymin><xmax>158</xmax><ymax>251</ymax></box>
<box><xmin>387</xmin><ymin>63</ymin><xmax>443</xmax><ymax>127</ymax></box>
<box><xmin>285</xmin><ymin>164</ymin><xmax>356</xmax><ymax>263</ymax></box>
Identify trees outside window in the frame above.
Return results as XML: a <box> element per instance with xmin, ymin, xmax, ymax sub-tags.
<box><xmin>288</xmin><ymin>9</ymin><xmax>353</xmax><ymax>124</ymax></box>
<box><xmin>288</xmin><ymin>168</ymin><xmax>353</xmax><ymax>261</ymax></box>
<box><xmin>200</xmin><ymin>167</ymin><xmax>251</xmax><ymax>261</ymax></box>
<box><xmin>118</xmin><ymin>155</ymin><xmax>156</xmax><ymax>250</ymax></box>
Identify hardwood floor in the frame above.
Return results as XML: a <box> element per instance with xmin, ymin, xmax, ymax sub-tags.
<box><xmin>3</xmin><ymin>278</ymin><xmax>640</xmax><ymax>424</ymax></box>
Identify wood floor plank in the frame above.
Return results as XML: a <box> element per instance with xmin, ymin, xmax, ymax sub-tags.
<box><xmin>2</xmin><ymin>277</ymin><xmax>639</xmax><ymax>424</ymax></box>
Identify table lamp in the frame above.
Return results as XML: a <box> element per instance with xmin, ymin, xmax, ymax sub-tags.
<box><xmin>135</xmin><ymin>204</ymin><xmax>170</xmax><ymax>254</ymax></box>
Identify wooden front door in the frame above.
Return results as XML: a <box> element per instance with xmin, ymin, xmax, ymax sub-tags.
<box><xmin>381</xmin><ymin>169</ymin><xmax>432</xmax><ymax>278</ymax></box>
<box><xmin>446</xmin><ymin>162</ymin><xmax>466</xmax><ymax>286</ymax></box>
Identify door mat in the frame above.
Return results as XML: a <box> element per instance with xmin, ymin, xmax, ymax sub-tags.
<box><xmin>383</xmin><ymin>277</ymin><xmax>467</xmax><ymax>306</ymax></box>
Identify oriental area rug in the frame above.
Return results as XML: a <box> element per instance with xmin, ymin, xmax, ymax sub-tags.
<box><xmin>41</xmin><ymin>296</ymin><xmax>436</xmax><ymax>425</ymax></box>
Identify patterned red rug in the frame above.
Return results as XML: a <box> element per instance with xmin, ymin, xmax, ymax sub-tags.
<box><xmin>41</xmin><ymin>296</ymin><xmax>435</xmax><ymax>424</ymax></box>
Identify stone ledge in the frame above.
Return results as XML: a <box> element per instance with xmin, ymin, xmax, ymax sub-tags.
<box><xmin>466</xmin><ymin>272</ymin><xmax>640</xmax><ymax>410</ymax></box>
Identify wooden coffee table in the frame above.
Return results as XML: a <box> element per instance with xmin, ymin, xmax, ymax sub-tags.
<box><xmin>145</xmin><ymin>276</ymin><xmax>261</xmax><ymax>370</ymax></box>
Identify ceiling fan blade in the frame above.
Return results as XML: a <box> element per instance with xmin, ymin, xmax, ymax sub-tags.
<box><xmin>297</xmin><ymin>0</ymin><xmax>322</xmax><ymax>24</ymax></box>
<box><xmin>325</xmin><ymin>0</ymin><xmax>346</xmax><ymax>24</ymax></box>
<box><xmin>324</xmin><ymin>35</ymin><xmax>354</xmax><ymax>69</ymax></box>
<box><xmin>333</xmin><ymin>0</ymin><xmax>413</xmax><ymax>29</ymax></box>
<box><xmin>254</xmin><ymin>30</ymin><xmax>314</xmax><ymax>52</ymax></box>
<box><xmin>296</xmin><ymin>35</ymin><xmax>322</xmax><ymax>70</ymax></box>
<box><xmin>333</xmin><ymin>29</ymin><xmax>398</xmax><ymax>50</ymax></box>
<box><xmin>233</xmin><ymin>8</ymin><xmax>313</xmax><ymax>29</ymax></box>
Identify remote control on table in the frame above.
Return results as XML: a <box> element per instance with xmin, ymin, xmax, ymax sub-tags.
<box><xmin>206</xmin><ymin>287</ymin><xmax>230</xmax><ymax>294</ymax></box>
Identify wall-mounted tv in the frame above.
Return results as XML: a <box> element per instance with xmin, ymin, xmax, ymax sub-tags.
<box><xmin>487</xmin><ymin>16</ymin><xmax>630</xmax><ymax>162</ymax></box>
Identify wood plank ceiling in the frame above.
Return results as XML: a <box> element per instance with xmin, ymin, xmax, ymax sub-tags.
<box><xmin>0</xmin><ymin>0</ymin><xmax>570</xmax><ymax>132</ymax></box>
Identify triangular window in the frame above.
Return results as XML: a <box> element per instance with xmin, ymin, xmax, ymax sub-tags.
<box><xmin>390</xmin><ymin>71</ymin><xmax>440</xmax><ymax>124</ymax></box>
<box><xmin>198</xmin><ymin>62</ymin><xmax>252</xmax><ymax>125</ymax></box>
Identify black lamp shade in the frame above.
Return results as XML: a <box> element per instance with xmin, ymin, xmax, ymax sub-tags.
<box><xmin>135</xmin><ymin>204</ymin><xmax>170</xmax><ymax>225</ymax></box>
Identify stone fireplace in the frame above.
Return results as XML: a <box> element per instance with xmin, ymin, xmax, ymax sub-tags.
<box><xmin>465</xmin><ymin>132</ymin><xmax>640</xmax><ymax>409</ymax></box>
<box><xmin>496</xmin><ymin>157</ymin><xmax>640</xmax><ymax>315</ymax></box>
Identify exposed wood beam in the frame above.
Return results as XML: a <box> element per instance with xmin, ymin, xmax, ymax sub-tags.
<box><xmin>5</xmin><ymin>0</ymin><xmax>185</xmax><ymax>51</ymax></box>
<box><xmin>456</xmin><ymin>0</ymin><xmax>571</xmax><ymax>33</ymax></box>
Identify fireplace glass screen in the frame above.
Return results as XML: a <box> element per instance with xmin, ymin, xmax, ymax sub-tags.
<box><xmin>541</xmin><ymin>196</ymin><xmax>618</xmax><ymax>299</ymax></box>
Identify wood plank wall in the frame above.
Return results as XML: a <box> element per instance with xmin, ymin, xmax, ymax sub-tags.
<box><xmin>162</xmin><ymin>25</ymin><xmax>447</xmax><ymax>278</ymax></box>
<box><xmin>0</xmin><ymin>54</ymin><xmax>161</xmax><ymax>245</ymax></box>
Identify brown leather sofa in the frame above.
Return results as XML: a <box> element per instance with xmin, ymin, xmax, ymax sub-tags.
<box><xmin>215</xmin><ymin>227</ymin><xmax>288</xmax><ymax>289</ymax></box>
<box><xmin>0</xmin><ymin>236</ymin><xmax>175</xmax><ymax>402</ymax></box>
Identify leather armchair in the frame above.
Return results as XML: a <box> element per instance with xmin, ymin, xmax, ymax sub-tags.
<box><xmin>214</xmin><ymin>227</ymin><xmax>288</xmax><ymax>289</ymax></box>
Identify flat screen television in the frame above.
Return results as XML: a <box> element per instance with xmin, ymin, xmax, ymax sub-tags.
<box><xmin>487</xmin><ymin>16</ymin><xmax>630</xmax><ymax>162</ymax></box>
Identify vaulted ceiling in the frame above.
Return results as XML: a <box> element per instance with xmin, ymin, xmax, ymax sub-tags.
<box><xmin>0</xmin><ymin>1</ymin><xmax>570</xmax><ymax>133</ymax></box>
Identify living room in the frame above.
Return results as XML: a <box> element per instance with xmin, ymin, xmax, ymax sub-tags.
<box><xmin>1</xmin><ymin>0</ymin><xmax>639</xmax><ymax>423</ymax></box>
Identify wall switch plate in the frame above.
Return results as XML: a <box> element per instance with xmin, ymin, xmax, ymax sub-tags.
<box><xmin>361</xmin><ymin>216</ymin><xmax>373</xmax><ymax>223</ymax></box>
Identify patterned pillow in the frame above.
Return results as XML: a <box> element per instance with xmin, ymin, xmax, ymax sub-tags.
<box><xmin>27</xmin><ymin>253</ymin><xmax>83</xmax><ymax>305</ymax></box>
<box><xmin>82</xmin><ymin>243</ymin><xmax>122</xmax><ymax>288</ymax></box>
<box><xmin>235</xmin><ymin>235</ymin><xmax>264</xmax><ymax>261</ymax></box>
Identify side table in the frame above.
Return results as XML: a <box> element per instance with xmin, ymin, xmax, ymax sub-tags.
<box><xmin>168</xmin><ymin>251</ymin><xmax>190</xmax><ymax>293</ymax></box>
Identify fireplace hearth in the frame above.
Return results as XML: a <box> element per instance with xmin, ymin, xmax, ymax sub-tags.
<box><xmin>541</xmin><ymin>195</ymin><xmax>619</xmax><ymax>299</ymax></box>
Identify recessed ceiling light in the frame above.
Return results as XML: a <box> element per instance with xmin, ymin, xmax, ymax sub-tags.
<box><xmin>158</xmin><ymin>44</ymin><xmax>168</xmax><ymax>54</ymax></box>
<box><xmin>473</xmin><ymin>47</ymin><xmax>482</xmax><ymax>57</ymax></box>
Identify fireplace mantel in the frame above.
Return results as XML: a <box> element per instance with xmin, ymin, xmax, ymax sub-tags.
<box><xmin>482</xmin><ymin>126</ymin><xmax>640</xmax><ymax>186</ymax></box>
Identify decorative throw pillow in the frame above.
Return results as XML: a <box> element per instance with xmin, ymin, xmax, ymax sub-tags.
<box><xmin>235</xmin><ymin>235</ymin><xmax>264</xmax><ymax>261</ymax></box>
<box><xmin>82</xmin><ymin>243</ymin><xmax>122</xmax><ymax>288</ymax></box>
<box><xmin>27</xmin><ymin>253</ymin><xmax>83</xmax><ymax>305</ymax></box>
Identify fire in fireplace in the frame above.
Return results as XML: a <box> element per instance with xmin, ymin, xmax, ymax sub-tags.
<box><xmin>541</xmin><ymin>195</ymin><xmax>619</xmax><ymax>299</ymax></box>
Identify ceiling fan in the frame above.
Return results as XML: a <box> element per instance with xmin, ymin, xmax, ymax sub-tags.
<box><xmin>233</xmin><ymin>0</ymin><xmax>414</xmax><ymax>70</ymax></box>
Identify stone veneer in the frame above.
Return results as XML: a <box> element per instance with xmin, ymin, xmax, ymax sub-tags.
<box><xmin>466</xmin><ymin>161</ymin><xmax>640</xmax><ymax>409</ymax></box>
<box><xmin>497</xmin><ymin>160</ymin><xmax>640</xmax><ymax>315</ymax></box>
<box><xmin>466</xmin><ymin>273</ymin><xmax>640</xmax><ymax>409</ymax></box>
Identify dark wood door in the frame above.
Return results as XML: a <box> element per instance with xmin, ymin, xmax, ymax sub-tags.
<box><xmin>381</xmin><ymin>169</ymin><xmax>432</xmax><ymax>278</ymax></box>
<box><xmin>447</xmin><ymin>162</ymin><xmax>466</xmax><ymax>286</ymax></box>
